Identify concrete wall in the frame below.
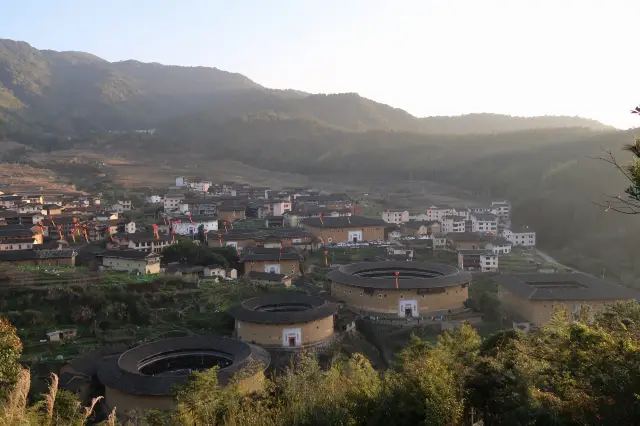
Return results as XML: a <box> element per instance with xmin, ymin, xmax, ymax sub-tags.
<box><xmin>300</xmin><ymin>224</ymin><xmax>385</xmax><ymax>243</ymax></box>
<box><xmin>331</xmin><ymin>282</ymin><xmax>468</xmax><ymax>316</ymax></box>
<box><xmin>244</xmin><ymin>259</ymin><xmax>300</xmax><ymax>277</ymax></box>
<box><xmin>236</xmin><ymin>316</ymin><xmax>334</xmax><ymax>346</ymax></box>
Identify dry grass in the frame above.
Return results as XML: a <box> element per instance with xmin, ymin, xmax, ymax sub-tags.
<box><xmin>0</xmin><ymin>369</ymin><xmax>30</xmax><ymax>426</ymax></box>
<box><xmin>0</xmin><ymin>370</ymin><xmax>104</xmax><ymax>426</ymax></box>
<box><xmin>43</xmin><ymin>373</ymin><xmax>59</xmax><ymax>424</ymax></box>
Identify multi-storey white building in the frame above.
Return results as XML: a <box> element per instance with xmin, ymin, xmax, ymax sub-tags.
<box><xmin>382</xmin><ymin>210</ymin><xmax>409</xmax><ymax>224</ymax></box>
<box><xmin>164</xmin><ymin>194</ymin><xmax>185</xmax><ymax>212</ymax></box>
<box><xmin>470</xmin><ymin>213</ymin><xmax>498</xmax><ymax>233</ymax></box>
<box><xmin>502</xmin><ymin>227</ymin><xmax>536</xmax><ymax>247</ymax></box>
<box><xmin>453</xmin><ymin>207</ymin><xmax>470</xmax><ymax>220</ymax></box>
<box><xmin>458</xmin><ymin>249</ymin><xmax>499</xmax><ymax>272</ymax></box>
<box><xmin>189</xmin><ymin>180</ymin><xmax>212</xmax><ymax>193</ymax></box>
<box><xmin>171</xmin><ymin>215</ymin><xmax>219</xmax><ymax>236</ymax></box>
<box><xmin>424</xmin><ymin>206</ymin><xmax>455</xmax><ymax>221</ymax></box>
<box><xmin>272</xmin><ymin>201</ymin><xmax>292</xmax><ymax>217</ymax></box>
<box><xmin>441</xmin><ymin>215</ymin><xmax>467</xmax><ymax>233</ymax></box>
<box><xmin>146</xmin><ymin>195</ymin><xmax>163</xmax><ymax>204</ymax></box>
<box><xmin>491</xmin><ymin>200</ymin><xmax>510</xmax><ymax>220</ymax></box>
<box><xmin>117</xmin><ymin>200</ymin><xmax>132</xmax><ymax>211</ymax></box>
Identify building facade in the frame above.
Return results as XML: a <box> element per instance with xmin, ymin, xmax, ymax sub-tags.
<box><xmin>300</xmin><ymin>216</ymin><xmax>387</xmax><ymax>244</ymax></box>
<box><xmin>381</xmin><ymin>210</ymin><xmax>409</xmax><ymax>224</ymax></box>
<box><xmin>327</xmin><ymin>261</ymin><xmax>471</xmax><ymax>318</ymax></box>
<box><xmin>457</xmin><ymin>250</ymin><xmax>498</xmax><ymax>272</ymax></box>
<box><xmin>101</xmin><ymin>250</ymin><xmax>161</xmax><ymax>274</ymax></box>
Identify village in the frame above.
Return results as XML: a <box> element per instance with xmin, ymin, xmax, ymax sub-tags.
<box><xmin>1</xmin><ymin>174</ymin><xmax>638</xmax><ymax>415</ymax></box>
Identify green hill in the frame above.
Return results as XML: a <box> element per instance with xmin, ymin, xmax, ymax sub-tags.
<box><xmin>0</xmin><ymin>38</ymin><xmax>613</xmax><ymax>134</ymax></box>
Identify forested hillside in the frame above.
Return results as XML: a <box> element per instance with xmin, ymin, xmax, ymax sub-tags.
<box><xmin>0</xmin><ymin>38</ymin><xmax>612</xmax><ymax>134</ymax></box>
<box><xmin>154</xmin><ymin>118</ymin><xmax>639</xmax><ymax>286</ymax></box>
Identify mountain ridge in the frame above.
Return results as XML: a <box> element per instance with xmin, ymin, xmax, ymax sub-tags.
<box><xmin>0</xmin><ymin>38</ymin><xmax>615</xmax><ymax>135</ymax></box>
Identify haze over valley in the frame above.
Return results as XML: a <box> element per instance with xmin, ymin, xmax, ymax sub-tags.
<box><xmin>2</xmin><ymin>2</ymin><xmax>640</xmax><ymax>424</ymax></box>
<box><xmin>0</xmin><ymin>37</ymin><xmax>637</xmax><ymax>287</ymax></box>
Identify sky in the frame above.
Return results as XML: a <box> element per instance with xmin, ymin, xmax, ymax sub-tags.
<box><xmin>3</xmin><ymin>0</ymin><xmax>640</xmax><ymax>129</ymax></box>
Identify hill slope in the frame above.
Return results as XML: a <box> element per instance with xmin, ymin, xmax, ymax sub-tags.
<box><xmin>0</xmin><ymin>38</ymin><xmax>614</xmax><ymax>134</ymax></box>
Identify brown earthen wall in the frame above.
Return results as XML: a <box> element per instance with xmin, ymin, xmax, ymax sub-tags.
<box><xmin>104</xmin><ymin>371</ymin><xmax>265</xmax><ymax>413</ymax></box>
<box><xmin>218</xmin><ymin>211</ymin><xmax>246</xmax><ymax>222</ymax></box>
<box><xmin>244</xmin><ymin>259</ymin><xmax>300</xmax><ymax>276</ymax></box>
<box><xmin>331</xmin><ymin>282</ymin><xmax>468</xmax><ymax>314</ymax></box>
<box><xmin>498</xmin><ymin>287</ymin><xmax>615</xmax><ymax>325</ymax></box>
<box><xmin>236</xmin><ymin>316</ymin><xmax>334</xmax><ymax>346</ymax></box>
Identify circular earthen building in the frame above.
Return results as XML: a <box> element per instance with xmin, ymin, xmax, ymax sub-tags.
<box><xmin>97</xmin><ymin>336</ymin><xmax>269</xmax><ymax>413</ymax></box>
<box><xmin>228</xmin><ymin>293</ymin><xmax>339</xmax><ymax>349</ymax></box>
<box><xmin>327</xmin><ymin>261</ymin><xmax>471</xmax><ymax>318</ymax></box>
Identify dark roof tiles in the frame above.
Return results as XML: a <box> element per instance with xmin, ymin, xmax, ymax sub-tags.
<box><xmin>494</xmin><ymin>273</ymin><xmax>640</xmax><ymax>301</ymax></box>
<box><xmin>301</xmin><ymin>216</ymin><xmax>387</xmax><ymax>228</ymax></box>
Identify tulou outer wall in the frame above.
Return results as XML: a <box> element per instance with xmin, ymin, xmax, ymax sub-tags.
<box><xmin>235</xmin><ymin>316</ymin><xmax>334</xmax><ymax>346</ymax></box>
<box><xmin>330</xmin><ymin>282</ymin><xmax>468</xmax><ymax>315</ymax></box>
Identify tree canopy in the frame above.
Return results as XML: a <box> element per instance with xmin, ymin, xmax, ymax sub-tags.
<box><xmin>2</xmin><ymin>302</ymin><xmax>640</xmax><ymax>425</ymax></box>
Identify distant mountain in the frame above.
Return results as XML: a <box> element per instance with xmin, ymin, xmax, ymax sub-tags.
<box><xmin>418</xmin><ymin>113</ymin><xmax>613</xmax><ymax>134</ymax></box>
<box><xmin>0</xmin><ymin>38</ymin><xmax>614</xmax><ymax>135</ymax></box>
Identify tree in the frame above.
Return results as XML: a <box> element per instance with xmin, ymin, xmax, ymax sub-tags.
<box><xmin>161</xmin><ymin>239</ymin><xmax>229</xmax><ymax>268</ymax></box>
<box><xmin>0</xmin><ymin>318</ymin><xmax>22</xmax><ymax>398</ymax></box>
<box><xmin>197</xmin><ymin>224</ymin><xmax>206</xmax><ymax>243</ymax></box>
<box><xmin>593</xmin><ymin>106</ymin><xmax>640</xmax><ymax>214</ymax></box>
<box><xmin>379</xmin><ymin>339</ymin><xmax>464</xmax><ymax>426</ymax></box>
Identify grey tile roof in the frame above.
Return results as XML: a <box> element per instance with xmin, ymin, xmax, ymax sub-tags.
<box><xmin>403</xmin><ymin>220</ymin><xmax>440</xmax><ymax>229</ymax></box>
<box><xmin>493</xmin><ymin>273</ymin><xmax>640</xmax><ymax>301</ymax></box>
<box><xmin>301</xmin><ymin>216</ymin><xmax>387</xmax><ymax>228</ymax></box>
<box><xmin>97</xmin><ymin>336</ymin><xmax>269</xmax><ymax>395</ymax></box>
<box><xmin>228</xmin><ymin>293</ymin><xmax>338</xmax><ymax>324</ymax></box>
<box><xmin>248</xmin><ymin>271</ymin><xmax>287</xmax><ymax>281</ymax></box>
<box><xmin>242</xmin><ymin>247</ymin><xmax>301</xmax><ymax>261</ymax></box>
<box><xmin>446</xmin><ymin>232</ymin><xmax>492</xmax><ymax>242</ymax></box>
<box><xmin>0</xmin><ymin>249</ymin><xmax>76</xmax><ymax>261</ymax></box>
<box><xmin>471</xmin><ymin>213</ymin><xmax>498</xmax><ymax>221</ymax></box>
<box><xmin>458</xmin><ymin>249</ymin><xmax>495</xmax><ymax>256</ymax></box>
<box><xmin>0</xmin><ymin>225</ymin><xmax>33</xmax><ymax>238</ymax></box>
<box><xmin>327</xmin><ymin>261</ymin><xmax>471</xmax><ymax>290</ymax></box>
<box><xmin>102</xmin><ymin>250</ymin><xmax>159</xmax><ymax>260</ymax></box>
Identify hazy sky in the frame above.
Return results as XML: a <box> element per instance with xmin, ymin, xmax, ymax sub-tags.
<box><xmin>4</xmin><ymin>0</ymin><xmax>640</xmax><ymax>128</ymax></box>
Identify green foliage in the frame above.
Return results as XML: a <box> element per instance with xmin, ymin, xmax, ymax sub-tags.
<box><xmin>2</xmin><ymin>302</ymin><xmax>640</xmax><ymax>424</ymax></box>
<box><xmin>0</xmin><ymin>319</ymin><xmax>22</xmax><ymax>398</ymax></box>
<box><xmin>161</xmin><ymin>239</ymin><xmax>229</xmax><ymax>267</ymax></box>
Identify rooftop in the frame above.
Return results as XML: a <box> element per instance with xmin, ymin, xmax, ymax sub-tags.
<box><xmin>471</xmin><ymin>213</ymin><xmax>498</xmax><ymax>221</ymax></box>
<box><xmin>242</xmin><ymin>247</ymin><xmax>301</xmax><ymax>261</ymax></box>
<box><xmin>494</xmin><ymin>273</ymin><xmax>640</xmax><ymax>301</ymax></box>
<box><xmin>403</xmin><ymin>220</ymin><xmax>440</xmax><ymax>229</ymax></box>
<box><xmin>458</xmin><ymin>249</ymin><xmax>495</xmax><ymax>256</ymax></box>
<box><xmin>0</xmin><ymin>249</ymin><xmax>77</xmax><ymax>261</ymax></box>
<box><xmin>0</xmin><ymin>225</ymin><xmax>34</xmax><ymax>238</ymax></box>
<box><xmin>301</xmin><ymin>216</ymin><xmax>387</xmax><ymax>228</ymax></box>
<box><xmin>248</xmin><ymin>271</ymin><xmax>287</xmax><ymax>281</ymax></box>
<box><xmin>327</xmin><ymin>261</ymin><xmax>471</xmax><ymax>290</ymax></box>
<box><xmin>101</xmin><ymin>249</ymin><xmax>160</xmax><ymax>260</ymax></box>
<box><xmin>446</xmin><ymin>232</ymin><xmax>493</xmax><ymax>242</ymax></box>
<box><xmin>228</xmin><ymin>293</ymin><xmax>338</xmax><ymax>324</ymax></box>
<box><xmin>97</xmin><ymin>336</ymin><xmax>269</xmax><ymax>395</ymax></box>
